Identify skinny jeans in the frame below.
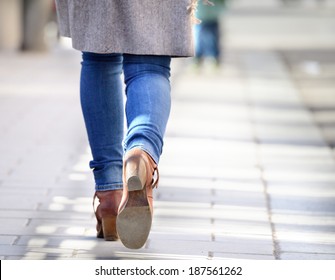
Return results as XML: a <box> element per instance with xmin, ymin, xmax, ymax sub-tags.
<box><xmin>80</xmin><ymin>52</ymin><xmax>171</xmax><ymax>191</ymax></box>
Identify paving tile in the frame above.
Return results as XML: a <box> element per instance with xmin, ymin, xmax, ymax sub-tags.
<box><xmin>0</xmin><ymin>194</ymin><xmax>45</xmax><ymax>210</ymax></box>
<box><xmin>259</xmin><ymin>143</ymin><xmax>334</xmax><ymax>159</ymax></box>
<box><xmin>274</xmin><ymin>222</ymin><xmax>335</xmax><ymax>255</ymax></box>
<box><xmin>0</xmin><ymin>209</ymin><xmax>91</xmax><ymax>221</ymax></box>
<box><xmin>0</xmin><ymin>186</ymin><xmax>49</xmax><ymax>196</ymax></box>
<box><xmin>1</xmin><ymin>175</ymin><xmax>59</xmax><ymax>186</ymax></box>
<box><xmin>146</xmin><ymin>239</ymin><xmax>213</xmax><ymax>256</ymax></box>
<box><xmin>76</xmin><ymin>245</ymin><xmax>208</xmax><ymax>260</ymax></box>
<box><xmin>174</xmin><ymin>79</ymin><xmax>246</xmax><ymax>103</ymax></box>
<box><xmin>280</xmin><ymin>253</ymin><xmax>335</xmax><ymax>260</ymax></box>
<box><xmin>149</xmin><ymin>231</ymin><xmax>212</xmax><ymax>242</ymax></box>
<box><xmin>158</xmin><ymin>165</ymin><xmax>261</xmax><ymax>182</ymax></box>
<box><xmin>212</xmin><ymin>189</ymin><xmax>267</xmax><ymax>208</ymax></box>
<box><xmin>162</xmin><ymin>138</ymin><xmax>258</xmax><ymax>166</ymax></box>
<box><xmin>268</xmin><ymin>183</ymin><xmax>335</xmax><ymax>202</ymax></box>
<box><xmin>168</xmin><ymin>120</ymin><xmax>254</xmax><ymax>142</ymax></box>
<box><xmin>213</xmin><ymin>220</ymin><xmax>273</xmax><ymax>236</ymax></box>
<box><xmin>212</xmin><ymin>204</ymin><xmax>270</xmax><ymax>222</ymax></box>
<box><xmin>37</xmin><ymin>195</ymin><xmax>92</xmax><ymax>213</ymax></box>
<box><xmin>261</xmin><ymin>161</ymin><xmax>335</xmax><ymax>172</ymax></box>
<box><xmin>278</xmin><ymin>241</ymin><xmax>335</xmax><ymax>255</ymax></box>
<box><xmin>79</xmin><ymin>237</ymin><xmax>205</xmax><ymax>260</ymax></box>
<box><xmin>0</xmin><ymin>218</ymin><xmax>29</xmax><ymax>235</ymax></box>
<box><xmin>269</xmin><ymin>193</ymin><xmax>335</xmax><ymax>213</ymax></box>
<box><xmin>49</xmin><ymin>179</ymin><xmax>93</xmax><ymax>192</ymax></box>
<box><xmin>155</xmin><ymin>205</ymin><xmax>270</xmax><ymax>230</ymax></box>
<box><xmin>252</xmin><ymin>107</ymin><xmax>312</xmax><ymax>125</ymax></box>
<box><xmin>272</xmin><ymin>211</ymin><xmax>335</xmax><ymax>228</ymax></box>
<box><xmin>24</xmin><ymin>219</ymin><xmax>94</xmax><ymax>237</ymax></box>
<box><xmin>0</xmin><ymin>181</ymin><xmax>59</xmax><ymax>189</ymax></box>
<box><xmin>16</xmin><ymin>235</ymin><xmax>99</xmax><ymax>251</ymax></box>
<box><xmin>158</xmin><ymin>177</ymin><xmax>218</xmax><ymax>191</ymax></box>
<box><xmin>264</xmin><ymin>169</ymin><xmax>335</xmax><ymax>183</ymax></box>
<box><xmin>213</xmin><ymin>252</ymin><xmax>274</xmax><ymax>260</ymax></box>
<box><xmin>148</xmin><ymin>236</ymin><xmax>273</xmax><ymax>256</ymax></box>
<box><xmin>0</xmin><ymin>245</ymin><xmax>30</xmax><ymax>257</ymax></box>
<box><xmin>271</xmin><ymin>197</ymin><xmax>335</xmax><ymax>213</ymax></box>
<box><xmin>0</xmin><ymin>245</ymin><xmax>75</xmax><ymax>259</ymax></box>
<box><xmin>152</xmin><ymin>217</ymin><xmax>212</xmax><ymax>233</ymax></box>
<box><xmin>0</xmin><ymin>236</ymin><xmax>17</xmax><ymax>245</ymax></box>
<box><xmin>157</xmin><ymin>188</ymin><xmax>212</xmax><ymax>203</ymax></box>
<box><xmin>255</xmin><ymin>124</ymin><xmax>325</xmax><ymax>145</ymax></box>
<box><xmin>172</xmin><ymin>102</ymin><xmax>250</xmax><ymax>121</ymax></box>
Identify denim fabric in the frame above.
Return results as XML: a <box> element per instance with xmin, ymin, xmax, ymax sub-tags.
<box><xmin>80</xmin><ymin>52</ymin><xmax>171</xmax><ymax>191</ymax></box>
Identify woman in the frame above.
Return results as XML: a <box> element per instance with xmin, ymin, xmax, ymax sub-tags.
<box><xmin>55</xmin><ymin>0</ymin><xmax>204</xmax><ymax>249</ymax></box>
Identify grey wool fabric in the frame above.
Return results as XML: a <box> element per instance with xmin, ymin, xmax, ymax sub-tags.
<box><xmin>55</xmin><ymin>0</ymin><xmax>195</xmax><ymax>56</ymax></box>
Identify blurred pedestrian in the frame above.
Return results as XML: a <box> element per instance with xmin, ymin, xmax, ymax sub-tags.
<box><xmin>21</xmin><ymin>0</ymin><xmax>54</xmax><ymax>51</ymax></box>
<box><xmin>194</xmin><ymin>0</ymin><xmax>226</xmax><ymax>67</ymax></box>
<box><xmin>55</xmin><ymin>0</ymin><xmax>198</xmax><ymax>249</ymax></box>
<box><xmin>0</xmin><ymin>0</ymin><xmax>53</xmax><ymax>52</ymax></box>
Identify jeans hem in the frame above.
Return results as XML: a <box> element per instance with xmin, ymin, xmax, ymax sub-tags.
<box><xmin>126</xmin><ymin>143</ymin><xmax>159</xmax><ymax>165</ymax></box>
<box><xmin>95</xmin><ymin>183</ymin><xmax>123</xmax><ymax>191</ymax></box>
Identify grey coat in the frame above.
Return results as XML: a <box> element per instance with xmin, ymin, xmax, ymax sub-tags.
<box><xmin>55</xmin><ymin>0</ymin><xmax>195</xmax><ymax>56</ymax></box>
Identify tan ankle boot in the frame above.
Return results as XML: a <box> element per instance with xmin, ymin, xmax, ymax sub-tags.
<box><xmin>94</xmin><ymin>189</ymin><xmax>122</xmax><ymax>241</ymax></box>
<box><xmin>116</xmin><ymin>148</ymin><xmax>159</xmax><ymax>249</ymax></box>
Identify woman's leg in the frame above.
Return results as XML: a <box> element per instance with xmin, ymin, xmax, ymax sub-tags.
<box><xmin>80</xmin><ymin>52</ymin><xmax>124</xmax><ymax>191</ymax></box>
<box><xmin>80</xmin><ymin>52</ymin><xmax>125</xmax><ymax>241</ymax></box>
<box><xmin>117</xmin><ymin>54</ymin><xmax>172</xmax><ymax>249</ymax></box>
<box><xmin>122</xmin><ymin>54</ymin><xmax>172</xmax><ymax>163</ymax></box>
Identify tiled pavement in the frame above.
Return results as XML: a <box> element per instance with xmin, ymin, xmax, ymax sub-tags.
<box><xmin>2</xmin><ymin>0</ymin><xmax>335</xmax><ymax>259</ymax></box>
<box><xmin>0</xmin><ymin>44</ymin><xmax>334</xmax><ymax>260</ymax></box>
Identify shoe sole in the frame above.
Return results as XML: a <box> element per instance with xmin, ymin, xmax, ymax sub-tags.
<box><xmin>116</xmin><ymin>176</ymin><xmax>152</xmax><ymax>249</ymax></box>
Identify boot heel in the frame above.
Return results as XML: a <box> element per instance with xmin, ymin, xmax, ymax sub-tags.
<box><xmin>101</xmin><ymin>216</ymin><xmax>118</xmax><ymax>241</ymax></box>
<box><xmin>117</xmin><ymin>148</ymin><xmax>158</xmax><ymax>249</ymax></box>
<box><xmin>125</xmin><ymin>157</ymin><xmax>146</xmax><ymax>191</ymax></box>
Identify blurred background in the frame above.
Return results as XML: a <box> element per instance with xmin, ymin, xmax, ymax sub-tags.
<box><xmin>1</xmin><ymin>0</ymin><xmax>335</xmax><ymax>51</ymax></box>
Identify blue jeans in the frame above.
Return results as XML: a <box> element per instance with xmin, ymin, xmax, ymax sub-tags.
<box><xmin>80</xmin><ymin>53</ymin><xmax>171</xmax><ymax>191</ymax></box>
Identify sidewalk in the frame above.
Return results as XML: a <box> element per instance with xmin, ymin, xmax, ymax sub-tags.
<box><xmin>0</xmin><ymin>45</ymin><xmax>334</xmax><ymax>260</ymax></box>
